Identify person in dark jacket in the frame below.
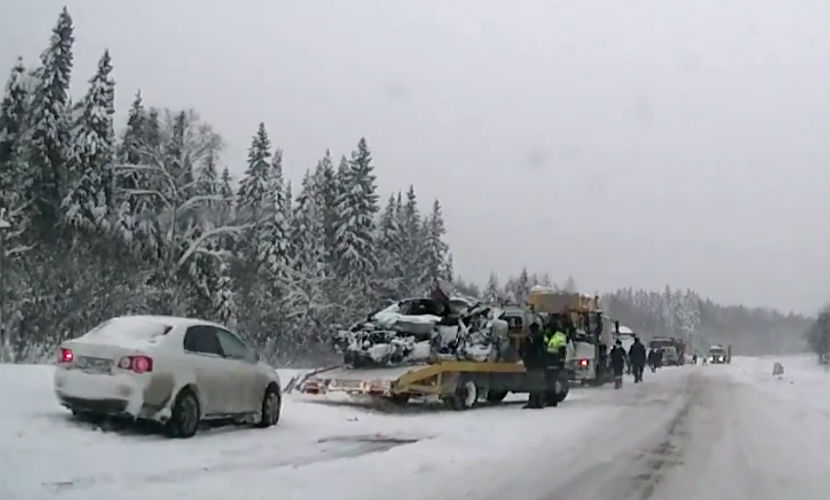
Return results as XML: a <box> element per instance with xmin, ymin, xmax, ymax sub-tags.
<box><xmin>520</xmin><ymin>323</ymin><xmax>546</xmax><ymax>408</ymax></box>
<box><xmin>648</xmin><ymin>348</ymin><xmax>659</xmax><ymax>372</ymax></box>
<box><xmin>628</xmin><ymin>337</ymin><xmax>647</xmax><ymax>383</ymax></box>
<box><xmin>609</xmin><ymin>340</ymin><xmax>627</xmax><ymax>389</ymax></box>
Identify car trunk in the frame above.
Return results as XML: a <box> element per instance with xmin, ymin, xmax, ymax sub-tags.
<box><xmin>61</xmin><ymin>340</ymin><xmax>147</xmax><ymax>374</ymax></box>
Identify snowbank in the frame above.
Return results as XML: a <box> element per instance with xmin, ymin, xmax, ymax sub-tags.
<box><xmin>1</xmin><ymin>358</ymin><xmax>827</xmax><ymax>500</ymax></box>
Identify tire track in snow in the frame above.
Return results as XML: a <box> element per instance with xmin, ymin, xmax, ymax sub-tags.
<box><xmin>544</xmin><ymin>370</ymin><xmax>703</xmax><ymax>500</ymax></box>
<box><xmin>42</xmin><ymin>433</ymin><xmax>425</xmax><ymax>493</ymax></box>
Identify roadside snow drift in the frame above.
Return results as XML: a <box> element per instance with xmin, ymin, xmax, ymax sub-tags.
<box><xmin>0</xmin><ymin>356</ymin><xmax>828</xmax><ymax>500</ymax></box>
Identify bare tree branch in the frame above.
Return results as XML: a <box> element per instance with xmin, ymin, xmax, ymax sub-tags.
<box><xmin>175</xmin><ymin>224</ymin><xmax>252</xmax><ymax>270</ymax></box>
<box><xmin>4</xmin><ymin>244</ymin><xmax>35</xmax><ymax>258</ymax></box>
<box><xmin>194</xmin><ymin>247</ymin><xmax>234</xmax><ymax>262</ymax></box>
<box><xmin>117</xmin><ymin>188</ymin><xmax>173</xmax><ymax>210</ymax></box>
<box><xmin>176</xmin><ymin>194</ymin><xmax>227</xmax><ymax>214</ymax></box>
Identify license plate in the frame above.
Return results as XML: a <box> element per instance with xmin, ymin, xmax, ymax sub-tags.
<box><xmin>76</xmin><ymin>356</ymin><xmax>113</xmax><ymax>372</ymax></box>
<box><xmin>333</xmin><ymin>379</ymin><xmax>362</xmax><ymax>389</ymax></box>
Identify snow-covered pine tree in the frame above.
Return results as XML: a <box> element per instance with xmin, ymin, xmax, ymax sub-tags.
<box><xmin>219</xmin><ymin>166</ymin><xmax>234</xmax><ymax>204</ymax></box>
<box><xmin>311</xmin><ymin>150</ymin><xmax>338</xmax><ymax>266</ymax></box>
<box><xmin>445</xmin><ymin>253</ymin><xmax>454</xmax><ymax>283</ymax></box>
<box><xmin>0</xmin><ymin>57</ymin><xmax>29</xmax><ymax>170</ymax></box>
<box><xmin>236</xmin><ymin>123</ymin><xmax>271</xmax><ymax>226</ymax></box>
<box><xmin>258</xmin><ymin>148</ymin><xmax>290</xmax><ymax>282</ymax></box>
<box><xmin>0</xmin><ymin>57</ymin><xmax>30</xmax><ymax>236</ymax></box>
<box><xmin>118</xmin><ymin>91</ymin><xmax>145</xmax><ymax>164</ymax></box>
<box><xmin>485</xmin><ymin>272</ymin><xmax>501</xmax><ymax>303</ymax></box>
<box><xmin>515</xmin><ymin>267</ymin><xmax>531</xmax><ymax>304</ymax></box>
<box><xmin>562</xmin><ymin>275</ymin><xmax>577</xmax><ymax>293</ymax></box>
<box><xmin>289</xmin><ymin>169</ymin><xmax>324</xmax><ymax>274</ymax></box>
<box><xmin>27</xmin><ymin>7</ymin><xmax>74</xmax><ymax>238</ymax></box>
<box><xmin>283</xmin><ymin>179</ymin><xmax>293</xmax><ymax>233</ymax></box>
<box><xmin>661</xmin><ymin>285</ymin><xmax>676</xmax><ymax>336</ymax></box>
<box><xmin>114</xmin><ymin>91</ymin><xmax>146</xmax><ymax>243</ymax></box>
<box><xmin>195</xmin><ymin>150</ymin><xmax>219</xmax><ymax>209</ymax></box>
<box><xmin>213</xmin><ymin>260</ymin><xmax>237</xmax><ymax>329</ymax></box>
<box><xmin>214</xmin><ymin>166</ymin><xmax>235</xmax><ymax>250</ymax></box>
<box><xmin>62</xmin><ymin>50</ymin><xmax>115</xmax><ymax>233</ymax></box>
<box><xmin>284</xmin><ymin>169</ymin><xmax>328</xmax><ymax>346</ymax></box>
<box><xmin>335</xmin><ymin>153</ymin><xmax>349</xmax><ymax>199</ymax></box>
<box><xmin>144</xmin><ymin>108</ymin><xmax>161</xmax><ymax>148</ymax></box>
<box><xmin>333</xmin><ymin>138</ymin><xmax>379</xmax><ymax>285</ymax></box>
<box><xmin>421</xmin><ymin>198</ymin><xmax>449</xmax><ymax>290</ymax></box>
<box><xmin>399</xmin><ymin>185</ymin><xmax>423</xmax><ymax>294</ymax></box>
<box><xmin>375</xmin><ymin>193</ymin><xmax>404</xmax><ymax>300</ymax></box>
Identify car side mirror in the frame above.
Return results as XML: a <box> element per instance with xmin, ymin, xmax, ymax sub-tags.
<box><xmin>246</xmin><ymin>349</ymin><xmax>260</xmax><ymax>364</ymax></box>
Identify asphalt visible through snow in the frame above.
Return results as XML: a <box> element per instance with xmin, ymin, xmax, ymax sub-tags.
<box><xmin>0</xmin><ymin>357</ymin><xmax>827</xmax><ymax>500</ymax></box>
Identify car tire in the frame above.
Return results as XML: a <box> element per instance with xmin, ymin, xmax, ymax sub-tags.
<box><xmin>257</xmin><ymin>385</ymin><xmax>281</xmax><ymax>428</ymax></box>
<box><xmin>71</xmin><ymin>409</ymin><xmax>102</xmax><ymax>424</ymax></box>
<box><xmin>485</xmin><ymin>390</ymin><xmax>508</xmax><ymax>403</ymax></box>
<box><xmin>165</xmin><ymin>389</ymin><xmax>200</xmax><ymax>438</ymax></box>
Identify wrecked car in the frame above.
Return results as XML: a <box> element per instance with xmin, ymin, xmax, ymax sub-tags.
<box><xmin>332</xmin><ymin>287</ymin><xmax>506</xmax><ymax>367</ymax></box>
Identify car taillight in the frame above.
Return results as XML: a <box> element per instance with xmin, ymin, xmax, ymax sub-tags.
<box><xmin>118</xmin><ymin>355</ymin><xmax>153</xmax><ymax>373</ymax></box>
<box><xmin>59</xmin><ymin>348</ymin><xmax>73</xmax><ymax>363</ymax></box>
<box><xmin>578</xmin><ymin>359</ymin><xmax>589</xmax><ymax>367</ymax></box>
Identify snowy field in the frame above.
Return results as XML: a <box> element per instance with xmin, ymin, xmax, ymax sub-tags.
<box><xmin>1</xmin><ymin>357</ymin><xmax>828</xmax><ymax>500</ymax></box>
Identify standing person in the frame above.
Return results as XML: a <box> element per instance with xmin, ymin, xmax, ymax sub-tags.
<box><xmin>520</xmin><ymin>323</ymin><xmax>546</xmax><ymax>409</ymax></box>
<box><xmin>648</xmin><ymin>348</ymin><xmax>659</xmax><ymax>372</ymax></box>
<box><xmin>545</xmin><ymin>320</ymin><xmax>568</xmax><ymax>362</ymax></box>
<box><xmin>655</xmin><ymin>347</ymin><xmax>664</xmax><ymax>368</ymax></box>
<box><xmin>629</xmin><ymin>336</ymin><xmax>647</xmax><ymax>383</ymax></box>
<box><xmin>543</xmin><ymin>317</ymin><xmax>568</xmax><ymax>407</ymax></box>
<box><xmin>692</xmin><ymin>353</ymin><xmax>698</xmax><ymax>365</ymax></box>
<box><xmin>609</xmin><ymin>340</ymin><xmax>627</xmax><ymax>389</ymax></box>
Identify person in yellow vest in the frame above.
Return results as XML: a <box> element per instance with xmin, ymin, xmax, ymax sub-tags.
<box><xmin>542</xmin><ymin>317</ymin><xmax>568</xmax><ymax>407</ymax></box>
<box><xmin>544</xmin><ymin>319</ymin><xmax>568</xmax><ymax>364</ymax></box>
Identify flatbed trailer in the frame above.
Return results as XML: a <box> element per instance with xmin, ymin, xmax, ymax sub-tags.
<box><xmin>301</xmin><ymin>360</ymin><xmax>570</xmax><ymax>410</ymax></box>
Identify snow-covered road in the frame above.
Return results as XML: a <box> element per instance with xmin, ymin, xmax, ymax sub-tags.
<box><xmin>1</xmin><ymin>357</ymin><xmax>827</xmax><ymax>500</ymax></box>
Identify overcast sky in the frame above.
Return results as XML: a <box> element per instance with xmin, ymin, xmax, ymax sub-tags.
<box><xmin>2</xmin><ymin>0</ymin><xmax>828</xmax><ymax>313</ymax></box>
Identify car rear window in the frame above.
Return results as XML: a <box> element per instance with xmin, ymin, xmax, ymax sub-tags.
<box><xmin>82</xmin><ymin>318</ymin><xmax>172</xmax><ymax>345</ymax></box>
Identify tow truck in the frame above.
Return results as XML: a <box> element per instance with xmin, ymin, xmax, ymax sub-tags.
<box><xmin>527</xmin><ymin>287</ymin><xmax>612</xmax><ymax>387</ymax></box>
<box><xmin>299</xmin><ymin>302</ymin><xmax>570</xmax><ymax>410</ymax></box>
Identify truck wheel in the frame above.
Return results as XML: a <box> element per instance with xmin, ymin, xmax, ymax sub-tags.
<box><xmin>388</xmin><ymin>393</ymin><xmax>410</xmax><ymax>405</ymax></box>
<box><xmin>554</xmin><ymin>377</ymin><xmax>570</xmax><ymax>403</ymax></box>
<box><xmin>486</xmin><ymin>390</ymin><xmax>508</xmax><ymax>403</ymax></box>
<box><xmin>447</xmin><ymin>377</ymin><xmax>478</xmax><ymax>410</ymax></box>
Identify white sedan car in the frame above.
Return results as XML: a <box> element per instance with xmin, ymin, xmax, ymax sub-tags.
<box><xmin>54</xmin><ymin>315</ymin><xmax>281</xmax><ymax>438</ymax></box>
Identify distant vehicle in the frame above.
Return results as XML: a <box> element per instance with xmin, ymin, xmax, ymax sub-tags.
<box><xmin>649</xmin><ymin>337</ymin><xmax>686</xmax><ymax>366</ymax></box>
<box><xmin>708</xmin><ymin>344</ymin><xmax>728</xmax><ymax>364</ymax></box>
<box><xmin>54</xmin><ymin>316</ymin><xmax>281</xmax><ymax>438</ymax></box>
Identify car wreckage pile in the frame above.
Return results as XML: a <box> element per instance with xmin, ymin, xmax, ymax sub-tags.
<box><xmin>332</xmin><ymin>286</ymin><xmax>510</xmax><ymax>367</ymax></box>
